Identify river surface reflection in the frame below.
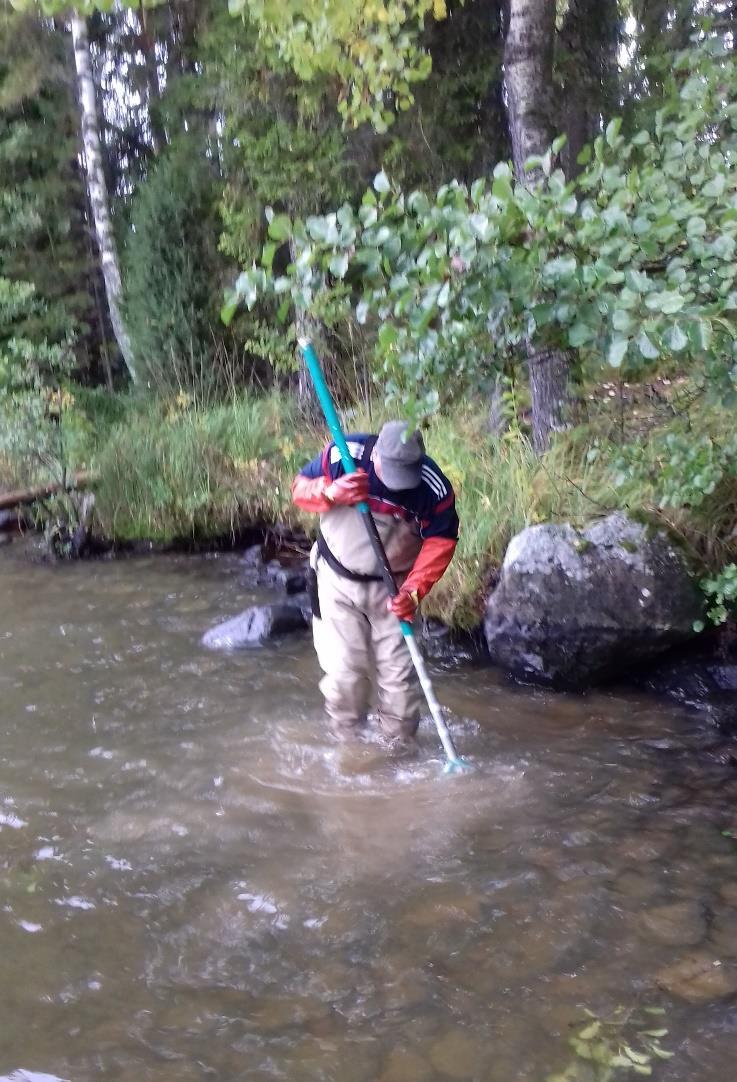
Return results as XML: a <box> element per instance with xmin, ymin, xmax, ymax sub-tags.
<box><xmin>2</xmin><ymin>549</ymin><xmax>737</xmax><ymax>1080</ymax></box>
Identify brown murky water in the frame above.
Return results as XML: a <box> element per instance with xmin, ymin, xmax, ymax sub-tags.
<box><xmin>2</xmin><ymin>548</ymin><xmax>737</xmax><ymax>1081</ymax></box>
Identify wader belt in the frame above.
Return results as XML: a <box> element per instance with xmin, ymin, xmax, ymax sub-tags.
<box><xmin>317</xmin><ymin>530</ymin><xmax>383</xmax><ymax>583</ymax></box>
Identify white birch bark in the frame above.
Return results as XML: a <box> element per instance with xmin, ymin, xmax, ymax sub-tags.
<box><xmin>504</xmin><ymin>0</ymin><xmax>569</xmax><ymax>451</ymax></box>
<box><xmin>71</xmin><ymin>12</ymin><xmax>137</xmax><ymax>383</ymax></box>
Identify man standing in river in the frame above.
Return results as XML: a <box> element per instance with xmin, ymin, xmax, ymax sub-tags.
<box><xmin>292</xmin><ymin>421</ymin><xmax>459</xmax><ymax>743</ymax></box>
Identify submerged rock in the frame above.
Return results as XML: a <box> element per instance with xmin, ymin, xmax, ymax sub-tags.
<box><xmin>484</xmin><ymin>512</ymin><xmax>703</xmax><ymax>688</ymax></box>
<box><xmin>261</xmin><ymin>558</ymin><xmax>309</xmax><ymax>596</ymax></box>
<box><xmin>638</xmin><ymin>901</ymin><xmax>706</xmax><ymax>947</ymax></box>
<box><xmin>419</xmin><ymin>617</ymin><xmax>488</xmax><ymax>663</ymax></box>
<box><xmin>202</xmin><ymin>603</ymin><xmax>308</xmax><ymax>649</ymax></box>
<box><xmin>634</xmin><ymin>637</ymin><xmax>737</xmax><ymax>728</ymax></box>
<box><xmin>655</xmin><ymin>951</ymin><xmax>737</xmax><ymax>1003</ymax></box>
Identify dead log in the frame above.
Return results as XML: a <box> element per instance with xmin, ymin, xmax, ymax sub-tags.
<box><xmin>0</xmin><ymin>470</ymin><xmax>98</xmax><ymax>513</ymax></box>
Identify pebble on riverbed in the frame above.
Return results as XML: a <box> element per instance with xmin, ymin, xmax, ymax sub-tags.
<box><xmin>638</xmin><ymin>901</ymin><xmax>707</xmax><ymax>946</ymax></box>
<box><xmin>655</xmin><ymin>951</ymin><xmax>737</xmax><ymax>1003</ymax></box>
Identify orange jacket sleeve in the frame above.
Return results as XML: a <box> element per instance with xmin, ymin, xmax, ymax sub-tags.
<box><xmin>291</xmin><ymin>473</ymin><xmax>333</xmax><ymax>514</ymax></box>
<box><xmin>402</xmin><ymin>536</ymin><xmax>457</xmax><ymax>600</ymax></box>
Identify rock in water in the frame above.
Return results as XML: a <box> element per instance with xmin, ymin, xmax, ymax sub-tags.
<box><xmin>202</xmin><ymin>604</ymin><xmax>308</xmax><ymax>649</ymax></box>
<box><xmin>484</xmin><ymin>512</ymin><xmax>703</xmax><ymax>688</ymax></box>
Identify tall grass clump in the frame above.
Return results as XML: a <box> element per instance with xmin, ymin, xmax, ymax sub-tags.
<box><xmin>93</xmin><ymin>393</ymin><xmax>320</xmax><ymax>543</ymax></box>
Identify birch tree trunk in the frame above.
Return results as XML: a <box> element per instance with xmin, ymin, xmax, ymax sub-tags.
<box><xmin>504</xmin><ymin>0</ymin><xmax>569</xmax><ymax>451</ymax></box>
<box><xmin>71</xmin><ymin>12</ymin><xmax>137</xmax><ymax>383</ymax></box>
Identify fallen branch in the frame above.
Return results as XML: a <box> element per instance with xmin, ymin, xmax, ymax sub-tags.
<box><xmin>0</xmin><ymin>470</ymin><xmax>98</xmax><ymax>513</ymax></box>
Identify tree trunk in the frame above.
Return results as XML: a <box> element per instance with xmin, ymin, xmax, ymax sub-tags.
<box><xmin>504</xmin><ymin>0</ymin><xmax>556</xmax><ymax>180</ymax></box>
<box><xmin>504</xmin><ymin>0</ymin><xmax>569</xmax><ymax>452</ymax></box>
<box><xmin>528</xmin><ymin>348</ymin><xmax>570</xmax><ymax>453</ymax></box>
<box><xmin>71</xmin><ymin>12</ymin><xmax>137</xmax><ymax>383</ymax></box>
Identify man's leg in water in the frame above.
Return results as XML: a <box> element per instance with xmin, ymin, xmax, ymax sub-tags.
<box><xmin>312</xmin><ymin>564</ymin><xmax>372</xmax><ymax>738</ymax></box>
<box><xmin>369</xmin><ymin>583</ymin><xmax>422</xmax><ymax>743</ymax></box>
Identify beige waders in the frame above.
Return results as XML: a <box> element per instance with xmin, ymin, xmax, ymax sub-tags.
<box><xmin>312</xmin><ymin>557</ymin><xmax>422</xmax><ymax>741</ymax></box>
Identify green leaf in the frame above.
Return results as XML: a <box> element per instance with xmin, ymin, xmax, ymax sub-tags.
<box><xmin>687</xmin><ymin>216</ymin><xmax>707</xmax><ymax>237</ymax></box>
<box><xmin>703</xmin><ymin>174</ymin><xmax>726</xmax><ymax>198</ymax></box>
<box><xmin>569</xmin><ymin>322</ymin><xmax>593</xmax><ymax>348</ymax></box>
<box><xmin>664</xmin><ymin>323</ymin><xmax>688</xmax><ymax>352</ymax></box>
<box><xmin>373</xmin><ymin>170</ymin><xmax>391</xmax><ymax>194</ymax></box>
<box><xmin>268</xmin><ymin>214</ymin><xmax>292</xmax><ymax>242</ymax></box>
<box><xmin>220</xmin><ymin>298</ymin><xmax>238</xmax><ymax>326</ymax></box>
<box><xmin>645</xmin><ymin>290</ymin><xmax>685</xmax><ymax>314</ymax></box>
<box><xmin>613</xmin><ymin>309</ymin><xmax>634</xmax><ymax>333</ymax></box>
<box><xmin>492</xmin><ymin>174</ymin><xmax>513</xmax><ymax>203</ymax></box>
<box><xmin>608</xmin><ymin>336</ymin><xmax>629</xmax><ymax>367</ymax></box>
<box><xmin>638</xmin><ymin>331</ymin><xmax>659</xmax><ymax>360</ymax></box>
<box><xmin>606</xmin><ymin>117</ymin><xmax>623</xmax><ymax>146</ymax></box>
<box><xmin>689</xmin><ymin>319</ymin><xmax>713</xmax><ymax>351</ymax></box>
<box><xmin>693</xmin><ymin>619</ymin><xmax>705</xmax><ymax>633</ymax></box>
<box><xmin>329</xmin><ymin>252</ymin><xmax>349</xmax><ymax>279</ymax></box>
<box><xmin>261</xmin><ymin>242</ymin><xmax>277</xmax><ymax>270</ymax></box>
<box><xmin>524</xmin><ymin>154</ymin><xmax>543</xmax><ymax>172</ymax></box>
<box><xmin>356</xmin><ymin>300</ymin><xmax>369</xmax><ymax>324</ymax></box>
<box><xmin>578</xmin><ymin>1022</ymin><xmax>601</xmax><ymax>1040</ymax></box>
<box><xmin>552</xmin><ymin>133</ymin><xmax>568</xmax><ymax>154</ymax></box>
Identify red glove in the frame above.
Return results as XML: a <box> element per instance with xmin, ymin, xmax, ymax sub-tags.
<box><xmin>325</xmin><ymin>470</ymin><xmax>369</xmax><ymax>506</ymax></box>
<box><xmin>388</xmin><ymin>588</ymin><xmax>419</xmax><ymax>621</ymax></box>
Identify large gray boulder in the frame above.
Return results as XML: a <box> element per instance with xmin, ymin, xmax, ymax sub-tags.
<box><xmin>202</xmin><ymin>603</ymin><xmax>308</xmax><ymax>649</ymax></box>
<box><xmin>484</xmin><ymin>512</ymin><xmax>703</xmax><ymax>688</ymax></box>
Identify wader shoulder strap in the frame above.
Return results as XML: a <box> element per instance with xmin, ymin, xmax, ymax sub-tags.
<box><xmin>317</xmin><ymin>530</ymin><xmax>383</xmax><ymax>583</ymax></box>
<box><xmin>360</xmin><ymin>435</ymin><xmax>378</xmax><ymax>470</ymax></box>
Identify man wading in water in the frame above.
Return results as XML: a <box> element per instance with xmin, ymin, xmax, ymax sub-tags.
<box><xmin>292</xmin><ymin>422</ymin><xmax>459</xmax><ymax>744</ymax></box>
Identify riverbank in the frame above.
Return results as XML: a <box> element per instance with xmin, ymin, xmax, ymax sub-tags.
<box><xmin>4</xmin><ymin>386</ymin><xmax>737</xmax><ymax>632</ymax></box>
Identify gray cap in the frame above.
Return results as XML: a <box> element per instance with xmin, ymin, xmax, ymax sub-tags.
<box><xmin>375</xmin><ymin>421</ymin><xmax>425</xmax><ymax>490</ymax></box>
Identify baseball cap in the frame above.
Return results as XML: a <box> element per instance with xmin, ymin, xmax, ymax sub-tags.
<box><xmin>375</xmin><ymin>421</ymin><xmax>425</xmax><ymax>490</ymax></box>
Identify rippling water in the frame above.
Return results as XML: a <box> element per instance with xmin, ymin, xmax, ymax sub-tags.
<box><xmin>2</xmin><ymin>548</ymin><xmax>737</xmax><ymax>1080</ymax></box>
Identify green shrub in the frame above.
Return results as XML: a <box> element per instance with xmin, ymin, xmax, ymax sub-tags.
<box><xmin>122</xmin><ymin>147</ymin><xmax>223</xmax><ymax>395</ymax></box>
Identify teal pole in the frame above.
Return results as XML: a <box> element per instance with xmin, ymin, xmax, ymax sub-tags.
<box><xmin>298</xmin><ymin>337</ymin><xmax>468</xmax><ymax>772</ymax></box>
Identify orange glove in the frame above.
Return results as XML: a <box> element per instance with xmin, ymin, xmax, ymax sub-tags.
<box><xmin>388</xmin><ymin>588</ymin><xmax>419</xmax><ymax>621</ymax></box>
<box><xmin>325</xmin><ymin>470</ymin><xmax>369</xmax><ymax>506</ymax></box>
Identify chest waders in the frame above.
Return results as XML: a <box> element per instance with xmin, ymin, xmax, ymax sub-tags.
<box><xmin>298</xmin><ymin>338</ymin><xmax>470</xmax><ymax>774</ymax></box>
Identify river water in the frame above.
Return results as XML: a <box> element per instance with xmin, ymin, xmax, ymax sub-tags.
<box><xmin>2</xmin><ymin>549</ymin><xmax>737</xmax><ymax>1081</ymax></box>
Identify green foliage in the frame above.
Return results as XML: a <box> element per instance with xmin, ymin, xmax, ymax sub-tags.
<box><xmin>612</xmin><ymin>426</ymin><xmax>737</xmax><ymax>511</ymax></box>
<box><xmin>122</xmin><ymin>147</ymin><xmax>223</xmax><ymax>393</ymax></box>
<box><xmin>228</xmin><ymin>30</ymin><xmax>737</xmax><ymax>426</ymax></box>
<box><xmin>699</xmin><ymin>563</ymin><xmax>737</xmax><ymax>627</ymax></box>
<box><xmin>0</xmin><ymin>9</ymin><xmax>99</xmax><ymax>371</ymax></box>
<box><xmin>227</xmin><ymin>0</ymin><xmax>448</xmax><ymax>132</ymax></box>
<box><xmin>548</xmin><ymin>1005</ymin><xmax>673</xmax><ymax>1082</ymax></box>
<box><xmin>199</xmin><ymin>4</ymin><xmax>356</xmax><ymax>264</ymax></box>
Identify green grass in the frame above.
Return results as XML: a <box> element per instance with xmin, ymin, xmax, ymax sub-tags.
<box><xmin>92</xmin><ymin>393</ymin><xmax>320</xmax><ymax>543</ymax></box>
